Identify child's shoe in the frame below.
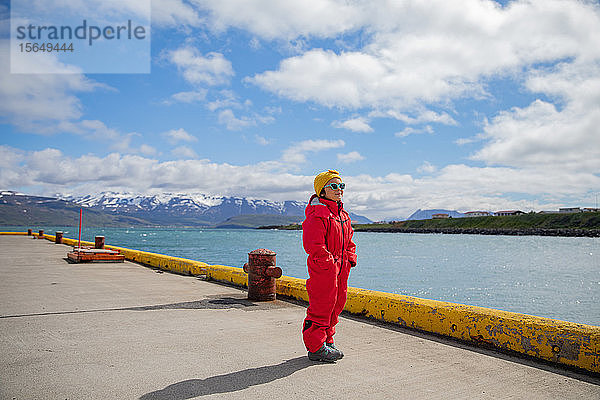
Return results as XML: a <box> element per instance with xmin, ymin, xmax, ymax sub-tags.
<box><xmin>326</xmin><ymin>342</ymin><xmax>344</xmax><ymax>359</ymax></box>
<box><xmin>307</xmin><ymin>344</ymin><xmax>340</xmax><ymax>363</ymax></box>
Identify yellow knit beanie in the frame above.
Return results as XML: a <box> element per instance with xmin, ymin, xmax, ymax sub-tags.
<box><xmin>314</xmin><ymin>169</ymin><xmax>341</xmax><ymax>195</ymax></box>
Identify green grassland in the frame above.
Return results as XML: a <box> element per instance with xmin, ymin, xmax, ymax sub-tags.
<box><xmin>260</xmin><ymin>212</ymin><xmax>600</xmax><ymax>235</ymax></box>
<box><xmin>353</xmin><ymin>212</ymin><xmax>600</xmax><ymax>231</ymax></box>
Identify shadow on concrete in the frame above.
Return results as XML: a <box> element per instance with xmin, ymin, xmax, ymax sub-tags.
<box><xmin>127</xmin><ymin>297</ymin><xmax>258</xmax><ymax>311</ymax></box>
<box><xmin>0</xmin><ymin>298</ymin><xmax>269</xmax><ymax>319</ymax></box>
<box><xmin>139</xmin><ymin>356</ymin><xmax>313</xmax><ymax>400</ymax></box>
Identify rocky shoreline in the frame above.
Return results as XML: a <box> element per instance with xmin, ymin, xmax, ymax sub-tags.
<box><xmin>354</xmin><ymin>227</ymin><xmax>600</xmax><ymax>237</ymax></box>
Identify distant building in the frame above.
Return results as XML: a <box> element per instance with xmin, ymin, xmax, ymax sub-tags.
<box><xmin>495</xmin><ymin>210</ymin><xmax>524</xmax><ymax>216</ymax></box>
<box><xmin>583</xmin><ymin>208</ymin><xmax>600</xmax><ymax>212</ymax></box>
<box><xmin>432</xmin><ymin>213</ymin><xmax>449</xmax><ymax>219</ymax></box>
<box><xmin>464</xmin><ymin>211</ymin><xmax>490</xmax><ymax>217</ymax></box>
<box><xmin>559</xmin><ymin>207</ymin><xmax>582</xmax><ymax>213</ymax></box>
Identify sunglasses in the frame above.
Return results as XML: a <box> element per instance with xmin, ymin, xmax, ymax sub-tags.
<box><xmin>323</xmin><ymin>182</ymin><xmax>346</xmax><ymax>190</ymax></box>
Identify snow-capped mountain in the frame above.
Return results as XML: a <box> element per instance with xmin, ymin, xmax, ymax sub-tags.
<box><xmin>2</xmin><ymin>190</ymin><xmax>372</xmax><ymax>226</ymax></box>
<box><xmin>59</xmin><ymin>192</ymin><xmax>308</xmax><ymax>225</ymax></box>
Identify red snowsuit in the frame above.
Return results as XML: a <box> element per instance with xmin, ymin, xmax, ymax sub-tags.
<box><xmin>302</xmin><ymin>194</ymin><xmax>357</xmax><ymax>352</ymax></box>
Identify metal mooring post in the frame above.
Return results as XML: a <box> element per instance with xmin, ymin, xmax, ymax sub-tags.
<box><xmin>27</xmin><ymin>229</ymin><xmax>32</xmax><ymax>236</ymax></box>
<box><xmin>55</xmin><ymin>231</ymin><xmax>63</xmax><ymax>244</ymax></box>
<box><xmin>38</xmin><ymin>229</ymin><xmax>44</xmax><ymax>239</ymax></box>
<box><xmin>243</xmin><ymin>249</ymin><xmax>282</xmax><ymax>301</ymax></box>
<box><xmin>95</xmin><ymin>236</ymin><xmax>105</xmax><ymax>249</ymax></box>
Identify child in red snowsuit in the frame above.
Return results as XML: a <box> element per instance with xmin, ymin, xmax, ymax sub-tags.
<box><xmin>302</xmin><ymin>170</ymin><xmax>357</xmax><ymax>362</ymax></box>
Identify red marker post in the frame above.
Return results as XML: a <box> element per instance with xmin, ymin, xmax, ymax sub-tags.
<box><xmin>78</xmin><ymin>208</ymin><xmax>82</xmax><ymax>250</ymax></box>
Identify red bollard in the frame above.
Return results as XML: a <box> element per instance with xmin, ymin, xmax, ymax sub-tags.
<box><xmin>55</xmin><ymin>231</ymin><xmax>63</xmax><ymax>244</ymax></box>
<box><xmin>243</xmin><ymin>249</ymin><xmax>282</xmax><ymax>301</ymax></box>
<box><xmin>27</xmin><ymin>229</ymin><xmax>32</xmax><ymax>236</ymax></box>
<box><xmin>38</xmin><ymin>229</ymin><xmax>44</xmax><ymax>239</ymax></box>
<box><xmin>95</xmin><ymin>236</ymin><xmax>105</xmax><ymax>249</ymax></box>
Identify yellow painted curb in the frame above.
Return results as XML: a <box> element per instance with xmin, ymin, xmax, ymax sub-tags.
<box><xmin>6</xmin><ymin>231</ymin><xmax>598</xmax><ymax>373</ymax></box>
<box><xmin>56</xmin><ymin>235</ymin><xmax>248</xmax><ymax>286</ymax></box>
<box><xmin>0</xmin><ymin>232</ymin><xmax>29</xmax><ymax>235</ymax></box>
<box><xmin>276</xmin><ymin>276</ymin><xmax>310</xmax><ymax>303</ymax></box>
<box><xmin>343</xmin><ymin>287</ymin><xmax>600</xmax><ymax>374</ymax></box>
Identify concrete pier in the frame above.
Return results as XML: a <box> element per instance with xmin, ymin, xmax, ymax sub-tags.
<box><xmin>0</xmin><ymin>235</ymin><xmax>598</xmax><ymax>399</ymax></box>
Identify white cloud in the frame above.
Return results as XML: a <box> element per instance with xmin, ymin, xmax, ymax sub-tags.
<box><xmin>110</xmin><ymin>132</ymin><xmax>158</xmax><ymax>156</ymax></box>
<box><xmin>473</xmin><ymin>62</ymin><xmax>600</xmax><ymax>172</ymax></box>
<box><xmin>0</xmin><ymin>40</ymin><xmax>142</xmax><ymax>152</ymax></box>
<box><xmin>341</xmin><ymin>164</ymin><xmax>600</xmax><ymax>219</ymax></box>
<box><xmin>455</xmin><ymin>136</ymin><xmax>481</xmax><ymax>146</ymax></box>
<box><xmin>0</xmin><ymin>40</ymin><xmax>99</xmax><ymax>133</ymax></box>
<box><xmin>281</xmin><ymin>139</ymin><xmax>345</xmax><ymax>164</ymax></box>
<box><xmin>207</xmin><ymin>90</ymin><xmax>244</xmax><ymax>111</ymax></box>
<box><xmin>264</xmin><ymin>106</ymin><xmax>282</xmax><ymax>115</ymax></box>
<box><xmin>167</xmin><ymin>46</ymin><xmax>234</xmax><ymax>86</ymax></box>
<box><xmin>151</xmin><ymin>0</ymin><xmax>202</xmax><ymax>27</ymax></box>
<box><xmin>255</xmin><ymin>114</ymin><xmax>275</xmax><ymax>125</ymax></box>
<box><xmin>23</xmin><ymin>0</ymin><xmax>152</xmax><ymax>20</ymax></box>
<box><xmin>13</xmin><ymin>0</ymin><xmax>198</xmax><ymax>32</ymax></box>
<box><xmin>249</xmin><ymin>37</ymin><xmax>261</xmax><ymax>50</ymax></box>
<box><xmin>55</xmin><ymin>120</ymin><xmax>148</xmax><ymax>155</ymax></box>
<box><xmin>190</xmin><ymin>0</ymin><xmax>363</xmax><ymax>40</ymax></box>
<box><xmin>216</xmin><ymin>108</ymin><xmax>274</xmax><ymax>131</ymax></box>
<box><xmin>337</xmin><ymin>151</ymin><xmax>365</xmax><ymax>163</ymax></box>
<box><xmin>370</xmin><ymin>109</ymin><xmax>458</xmax><ymax>126</ymax></box>
<box><xmin>430</xmin><ymin>164</ymin><xmax>599</xmax><ymax>200</ymax></box>
<box><xmin>0</xmin><ymin>145</ymin><xmax>24</xmax><ymax>168</ymax></box>
<box><xmin>417</xmin><ymin>161</ymin><xmax>437</xmax><ymax>174</ymax></box>
<box><xmin>163</xmin><ymin>128</ymin><xmax>198</xmax><ymax>144</ymax></box>
<box><xmin>139</xmin><ymin>144</ymin><xmax>158</xmax><ymax>156</ymax></box>
<box><xmin>255</xmin><ymin>135</ymin><xmax>271</xmax><ymax>146</ymax></box>
<box><xmin>2</xmin><ymin>146</ymin><xmax>598</xmax><ymax>220</ymax></box>
<box><xmin>163</xmin><ymin>48</ymin><xmax>267</xmax><ymax>130</ymax></box>
<box><xmin>78</xmin><ymin>120</ymin><xmax>121</xmax><ymax>140</ymax></box>
<box><xmin>218</xmin><ymin>109</ymin><xmax>255</xmax><ymax>130</ymax></box>
<box><xmin>26</xmin><ymin>119</ymin><xmax>152</xmax><ymax>156</ymax></box>
<box><xmin>171</xmin><ymin>146</ymin><xmax>198</xmax><ymax>159</ymax></box>
<box><xmin>0</xmin><ymin>147</ymin><xmax>313</xmax><ymax>200</ymax></box>
<box><xmin>0</xmin><ymin>146</ymin><xmax>25</xmax><ymax>188</ymax></box>
<box><xmin>0</xmin><ymin>38</ymin><xmax>152</xmax><ymax>151</ymax></box>
<box><xmin>165</xmin><ymin>90</ymin><xmax>207</xmax><ymax>104</ymax></box>
<box><xmin>333</xmin><ymin>117</ymin><xmax>373</xmax><ymax>133</ymax></box>
<box><xmin>249</xmin><ymin>49</ymin><xmax>386</xmax><ymax>109</ymax></box>
<box><xmin>474</xmin><ymin>101</ymin><xmax>600</xmax><ymax>171</ymax></box>
<box><xmin>246</xmin><ymin>0</ymin><xmax>600</xmax><ymax>128</ymax></box>
<box><xmin>395</xmin><ymin>125</ymin><xmax>433</xmax><ymax>138</ymax></box>
<box><xmin>248</xmin><ymin>45</ymin><xmax>482</xmax><ymax>114</ymax></box>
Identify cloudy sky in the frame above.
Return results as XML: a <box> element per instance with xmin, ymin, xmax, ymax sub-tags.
<box><xmin>1</xmin><ymin>0</ymin><xmax>599</xmax><ymax>220</ymax></box>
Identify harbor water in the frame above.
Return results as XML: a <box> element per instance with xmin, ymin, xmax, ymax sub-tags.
<box><xmin>4</xmin><ymin>226</ymin><xmax>599</xmax><ymax>326</ymax></box>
